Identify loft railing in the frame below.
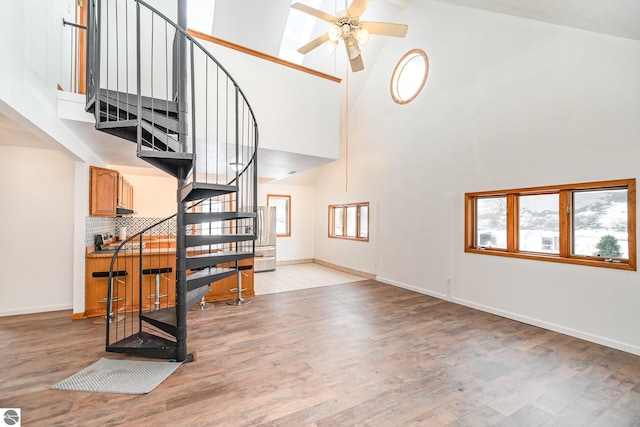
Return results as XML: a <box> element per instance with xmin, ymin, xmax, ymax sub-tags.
<box><xmin>62</xmin><ymin>19</ymin><xmax>87</xmax><ymax>94</ymax></box>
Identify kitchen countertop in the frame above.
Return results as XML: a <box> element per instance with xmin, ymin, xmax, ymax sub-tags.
<box><xmin>87</xmin><ymin>247</ymin><xmax>177</xmax><ymax>258</ymax></box>
<box><xmin>87</xmin><ymin>236</ymin><xmax>178</xmax><ymax>258</ymax></box>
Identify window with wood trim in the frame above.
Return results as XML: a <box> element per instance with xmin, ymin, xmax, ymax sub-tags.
<box><xmin>465</xmin><ymin>179</ymin><xmax>636</xmax><ymax>270</ymax></box>
<box><xmin>267</xmin><ymin>194</ymin><xmax>291</xmax><ymax>237</ymax></box>
<box><xmin>329</xmin><ymin>202</ymin><xmax>369</xmax><ymax>241</ymax></box>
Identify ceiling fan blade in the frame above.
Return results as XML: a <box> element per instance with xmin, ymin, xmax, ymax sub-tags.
<box><xmin>297</xmin><ymin>32</ymin><xmax>330</xmax><ymax>54</ymax></box>
<box><xmin>291</xmin><ymin>2</ymin><xmax>336</xmax><ymax>23</ymax></box>
<box><xmin>360</xmin><ymin>21</ymin><xmax>408</xmax><ymax>37</ymax></box>
<box><xmin>347</xmin><ymin>0</ymin><xmax>371</xmax><ymax>18</ymax></box>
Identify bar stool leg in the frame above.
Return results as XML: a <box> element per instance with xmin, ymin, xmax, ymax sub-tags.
<box><xmin>196</xmin><ymin>296</ymin><xmax>214</xmax><ymax>311</ymax></box>
<box><xmin>144</xmin><ymin>268</ymin><xmax>170</xmax><ymax>310</ymax></box>
<box><xmin>93</xmin><ymin>274</ymin><xmax>126</xmax><ymax>325</ymax></box>
<box><xmin>228</xmin><ymin>271</ymin><xmax>251</xmax><ymax>306</ymax></box>
<box><xmin>154</xmin><ymin>273</ymin><xmax>161</xmax><ymax>310</ymax></box>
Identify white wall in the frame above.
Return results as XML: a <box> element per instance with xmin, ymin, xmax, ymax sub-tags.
<box><xmin>0</xmin><ymin>0</ymin><xmax>109</xmax><ymax>317</ymax></box>
<box><xmin>313</xmin><ymin>1</ymin><xmax>640</xmax><ymax>354</ymax></box>
<box><xmin>0</xmin><ymin>0</ymin><xmax>102</xmax><ymax>164</ymax></box>
<box><xmin>258</xmin><ymin>181</ymin><xmax>315</xmax><ymax>262</ymax></box>
<box><xmin>0</xmin><ymin>146</ymin><xmax>75</xmax><ymax>315</ymax></box>
<box><xmin>123</xmin><ymin>174</ymin><xmax>176</xmax><ymax>218</ymax></box>
<box><xmin>108</xmin><ymin>165</ymin><xmax>177</xmax><ymax>217</ymax></box>
<box><xmin>197</xmin><ymin>38</ymin><xmax>341</xmax><ymax>161</ymax></box>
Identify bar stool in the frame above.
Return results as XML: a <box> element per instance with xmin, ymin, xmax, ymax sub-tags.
<box><xmin>142</xmin><ymin>267</ymin><xmax>172</xmax><ymax>310</ymax></box>
<box><xmin>228</xmin><ymin>265</ymin><xmax>253</xmax><ymax>306</ymax></box>
<box><xmin>92</xmin><ymin>270</ymin><xmax>127</xmax><ymax>324</ymax></box>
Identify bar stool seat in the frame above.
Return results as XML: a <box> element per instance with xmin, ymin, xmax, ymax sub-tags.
<box><xmin>92</xmin><ymin>270</ymin><xmax>127</xmax><ymax>324</ymax></box>
<box><xmin>142</xmin><ymin>267</ymin><xmax>172</xmax><ymax>310</ymax></box>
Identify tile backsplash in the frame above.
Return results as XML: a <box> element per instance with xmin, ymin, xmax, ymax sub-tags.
<box><xmin>116</xmin><ymin>217</ymin><xmax>177</xmax><ymax>236</ymax></box>
<box><xmin>85</xmin><ymin>216</ymin><xmax>177</xmax><ymax>246</ymax></box>
<box><xmin>85</xmin><ymin>217</ymin><xmax>117</xmax><ymax>246</ymax></box>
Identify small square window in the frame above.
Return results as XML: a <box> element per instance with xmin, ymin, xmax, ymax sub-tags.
<box><xmin>329</xmin><ymin>202</ymin><xmax>369</xmax><ymax>242</ymax></box>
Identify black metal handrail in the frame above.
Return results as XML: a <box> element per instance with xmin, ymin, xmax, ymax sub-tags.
<box><xmin>62</xmin><ymin>19</ymin><xmax>87</xmax><ymax>30</ymax></box>
<box><xmin>87</xmin><ymin>0</ymin><xmax>259</xmax><ymax>193</ymax></box>
<box><xmin>105</xmin><ymin>214</ymin><xmax>175</xmax><ymax>344</ymax></box>
<box><xmin>62</xmin><ymin>18</ymin><xmax>87</xmax><ymax>94</ymax></box>
<box><xmin>88</xmin><ymin>0</ymin><xmax>259</xmax><ymax>357</ymax></box>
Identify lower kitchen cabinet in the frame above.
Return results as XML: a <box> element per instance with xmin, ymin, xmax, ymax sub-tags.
<box><xmin>139</xmin><ymin>253</ymin><xmax>177</xmax><ymax>311</ymax></box>
<box><xmin>85</xmin><ymin>256</ymin><xmax>137</xmax><ymax>317</ymax></box>
<box><xmin>85</xmin><ymin>253</ymin><xmax>254</xmax><ymax>317</ymax></box>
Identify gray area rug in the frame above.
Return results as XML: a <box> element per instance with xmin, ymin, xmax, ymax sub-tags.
<box><xmin>51</xmin><ymin>358</ymin><xmax>181</xmax><ymax>394</ymax></box>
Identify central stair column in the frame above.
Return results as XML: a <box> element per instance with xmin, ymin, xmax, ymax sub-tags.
<box><xmin>175</xmin><ymin>172</ymin><xmax>189</xmax><ymax>362</ymax></box>
<box><xmin>175</xmin><ymin>0</ymin><xmax>189</xmax><ymax>363</ymax></box>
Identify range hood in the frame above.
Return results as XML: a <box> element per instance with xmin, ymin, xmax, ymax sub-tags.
<box><xmin>116</xmin><ymin>207</ymin><xmax>135</xmax><ymax>216</ymax></box>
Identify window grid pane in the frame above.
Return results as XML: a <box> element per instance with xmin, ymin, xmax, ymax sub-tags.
<box><xmin>476</xmin><ymin>197</ymin><xmax>507</xmax><ymax>249</ymax></box>
<box><xmin>272</xmin><ymin>198</ymin><xmax>288</xmax><ymax>235</ymax></box>
<box><xmin>346</xmin><ymin>206</ymin><xmax>357</xmax><ymax>237</ymax></box>
<box><xmin>334</xmin><ymin>207</ymin><xmax>344</xmax><ymax>236</ymax></box>
<box><xmin>518</xmin><ymin>194</ymin><xmax>560</xmax><ymax>254</ymax></box>
<box><xmin>359</xmin><ymin>206</ymin><xmax>369</xmax><ymax>239</ymax></box>
<box><xmin>573</xmin><ymin>189</ymin><xmax>628</xmax><ymax>259</ymax></box>
<box><xmin>267</xmin><ymin>195</ymin><xmax>291</xmax><ymax>237</ymax></box>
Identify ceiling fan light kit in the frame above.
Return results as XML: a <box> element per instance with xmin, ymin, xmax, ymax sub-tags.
<box><xmin>355</xmin><ymin>28</ymin><xmax>370</xmax><ymax>45</ymax></box>
<box><xmin>291</xmin><ymin>0</ymin><xmax>408</xmax><ymax>72</ymax></box>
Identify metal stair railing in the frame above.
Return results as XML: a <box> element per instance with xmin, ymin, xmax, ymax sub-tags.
<box><xmin>87</xmin><ymin>0</ymin><xmax>258</xmax><ymax>194</ymax></box>
<box><xmin>104</xmin><ymin>214</ymin><xmax>176</xmax><ymax>349</ymax></box>
<box><xmin>87</xmin><ymin>0</ymin><xmax>259</xmax><ymax>360</ymax></box>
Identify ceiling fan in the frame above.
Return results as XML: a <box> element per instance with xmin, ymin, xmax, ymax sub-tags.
<box><xmin>292</xmin><ymin>0</ymin><xmax>408</xmax><ymax>72</ymax></box>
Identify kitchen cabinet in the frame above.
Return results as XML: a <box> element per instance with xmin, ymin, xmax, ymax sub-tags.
<box><xmin>89</xmin><ymin>166</ymin><xmax>118</xmax><ymax>217</ymax></box>
<box><xmin>85</xmin><ymin>255</ymin><xmax>137</xmax><ymax>317</ymax></box>
<box><xmin>89</xmin><ymin>166</ymin><xmax>134</xmax><ymax>216</ymax></box>
<box><xmin>84</xmin><ymin>247</ymin><xmax>254</xmax><ymax>318</ymax></box>
<box><xmin>118</xmin><ymin>174</ymin><xmax>134</xmax><ymax>210</ymax></box>
<box><xmin>86</xmin><ymin>251</ymin><xmax>177</xmax><ymax>317</ymax></box>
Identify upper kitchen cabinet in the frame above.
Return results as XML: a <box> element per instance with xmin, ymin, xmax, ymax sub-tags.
<box><xmin>89</xmin><ymin>166</ymin><xmax>118</xmax><ymax>216</ymax></box>
<box><xmin>89</xmin><ymin>166</ymin><xmax>134</xmax><ymax>217</ymax></box>
<box><xmin>118</xmin><ymin>174</ymin><xmax>134</xmax><ymax>211</ymax></box>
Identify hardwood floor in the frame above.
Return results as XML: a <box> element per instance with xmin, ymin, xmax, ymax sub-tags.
<box><xmin>2</xmin><ymin>280</ymin><xmax>640</xmax><ymax>426</ymax></box>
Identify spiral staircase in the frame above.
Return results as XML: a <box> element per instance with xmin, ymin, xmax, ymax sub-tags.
<box><xmin>85</xmin><ymin>0</ymin><xmax>258</xmax><ymax>362</ymax></box>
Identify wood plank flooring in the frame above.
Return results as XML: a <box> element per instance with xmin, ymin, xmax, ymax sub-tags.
<box><xmin>1</xmin><ymin>280</ymin><xmax>640</xmax><ymax>426</ymax></box>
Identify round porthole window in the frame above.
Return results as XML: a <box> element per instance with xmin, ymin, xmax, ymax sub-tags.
<box><xmin>390</xmin><ymin>49</ymin><xmax>429</xmax><ymax>104</ymax></box>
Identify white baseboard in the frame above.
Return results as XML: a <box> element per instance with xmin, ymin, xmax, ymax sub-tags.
<box><xmin>276</xmin><ymin>259</ymin><xmax>314</xmax><ymax>266</ymax></box>
<box><xmin>0</xmin><ymin>304</ymin><xmax>73</xmax><ymax>317</ymax></box>
<box><xmin>313</xmin><ymin>259</ymin><xmax>376</xmax><ymax>280</ymax></box>
<box><xmin>376</xmin><ymin>277</ymin><xmax>640</xmax><ymax>357</ymax></box>
<box><xmin>452</xmin><ymin>297</ymin><xmax>640</xmax><ymax>357</ymax></box>
<box><xmin>376</xmin><ymin>276</ymin><xmax>448</xmax><ymax>300</ymax></box>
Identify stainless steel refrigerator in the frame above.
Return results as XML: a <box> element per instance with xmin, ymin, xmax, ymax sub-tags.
<box><xmin>255</xmin><ymin>206</ymin><xmax>276</xmax><ymax>272</ymax></box>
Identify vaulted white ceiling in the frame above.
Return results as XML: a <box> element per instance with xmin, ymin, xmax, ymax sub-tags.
<box><xmin>2</xmin><ymin>0</ymin><xmax>639</xmax><ymax>176</ymax></box>
<box><xmin>202</xmin><ymin>0</ymin><xmax>640</xmax><ymax>73</ymax></box>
